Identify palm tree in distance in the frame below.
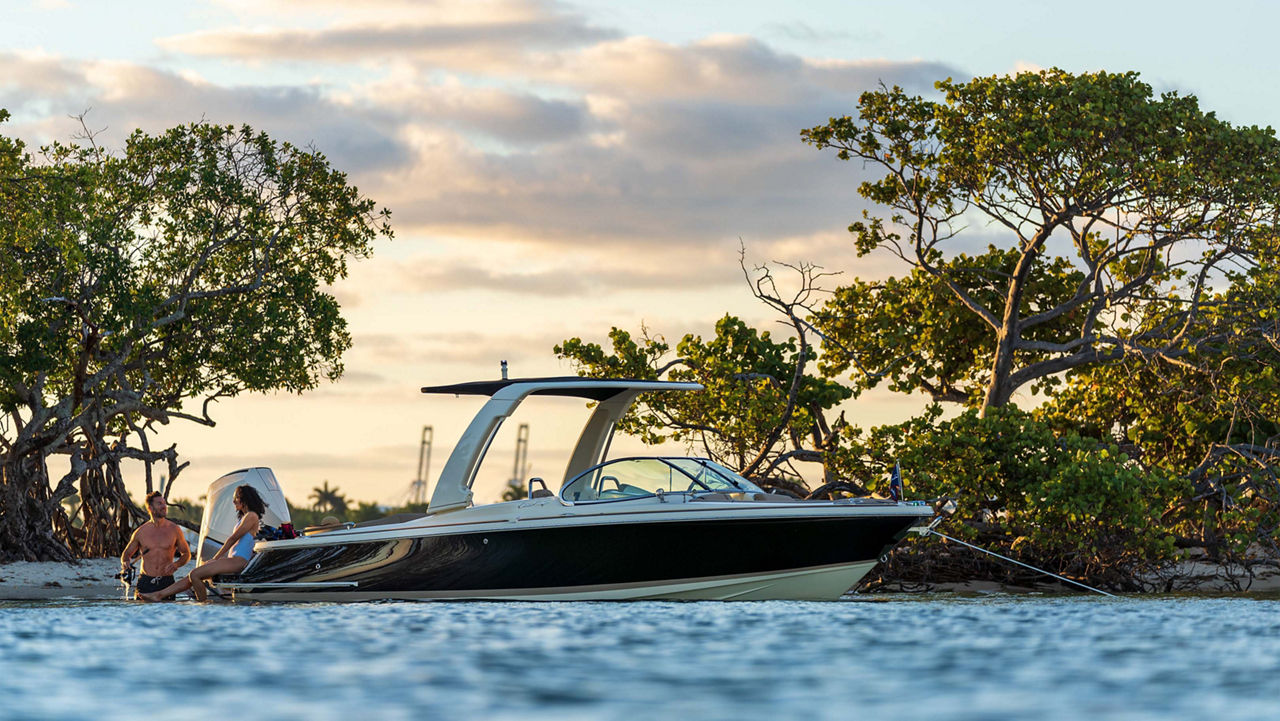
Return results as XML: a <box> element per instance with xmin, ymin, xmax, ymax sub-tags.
<box><xmin>309</xmin><ymin>481</ymin><xmax>349</xmax><ymax>516</ymax></box>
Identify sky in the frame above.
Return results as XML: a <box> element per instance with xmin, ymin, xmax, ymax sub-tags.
<box><xmin>2</xmin><ymin>0</ymin><xmax>1277</xmax><ymax>508</ymax></box>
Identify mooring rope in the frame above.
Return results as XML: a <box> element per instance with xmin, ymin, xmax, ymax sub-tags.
<box><xmin>919</xmin><ymin>527</ymin><xmax>1116</xmax><ymax>598</ymax></box>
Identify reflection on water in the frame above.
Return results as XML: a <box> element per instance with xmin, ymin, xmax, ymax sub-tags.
<box><xmin>1</xmin><ymin>597</ymin><xmax>1278</xmax><ymax>720</ymax></box>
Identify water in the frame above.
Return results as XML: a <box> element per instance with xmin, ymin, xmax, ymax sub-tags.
<box><xmin>1</xmin><ymin>596</ymin><xmax>1278</xmax><ymax>720</ymax></box>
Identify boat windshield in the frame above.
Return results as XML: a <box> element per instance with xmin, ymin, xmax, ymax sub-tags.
<box><xmin>560</xmin><ymin>457</ymin><xmax>764</xmax><ymax>503</ymax></box>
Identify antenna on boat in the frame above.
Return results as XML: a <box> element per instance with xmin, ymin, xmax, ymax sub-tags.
<box><xmin>501</xmin><ymin>359</ymin><xmax>508</xmax><ymax>380</ymax></box>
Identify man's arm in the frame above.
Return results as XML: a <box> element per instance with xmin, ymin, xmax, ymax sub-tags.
<box><xmin>169</xmin><ymin>529</ymin><xmax>192</xmax><ymax>575</ymax></box>
<box><xmin>120</xmin><ymin>531</ymin><xmax>141</xmax><ymax>571</ymax></box>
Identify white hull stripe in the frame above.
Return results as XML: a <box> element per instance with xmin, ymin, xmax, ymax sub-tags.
<box><xmin>233</xmin><ymin>560</ymin><xmax>879</xmax><ymax>602</ymax></box>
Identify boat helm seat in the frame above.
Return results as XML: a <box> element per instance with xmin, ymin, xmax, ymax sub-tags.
<box><xmin>527</xmin><ymin>477</ymin><xmax>555</xmax><ymax>500</ymax></box>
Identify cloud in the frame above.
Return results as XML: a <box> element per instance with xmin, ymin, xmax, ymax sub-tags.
<box><xmin>0</xmin><ymin>53</ymin><xmax>410</xmax><ymax>177</ymax></box>
<box><xmin>334</xmin><ymin>35</ymin><xmax>959</xmax><ymax>246</ymax></box>
<box><xmin>0</xmin><ymin>51</ymin><xmax>95</xmax><ymax>115</ymax></box>
<box><xmin>367</xmin><ymin>116</ymin><xmax>866</xmax><ymax>248</ymax></box>
<box><xmin>163</xmin><ymin>1</ymin><xmax>619</xmax><ymax>73</ymax></box>
<box><xmin>392</xmin><ymin>255</ymin><xmax>740</xmax><ymax>296</ymax></box>
<box><xmin>359</xmin><ymin>76</ymin><xmax>590</xmax><ymax>145</ymax></box>
<box><xmin>4</xmin><ymin>27</ymin><xmax>963</xmax><ymax>256</ymax></box>
<box><xmin>353</xmin><ymin>330</ymin><xmax>571</xmax><ymax>367</ymax></box>
<box><xmin>541</xmin><ymin>35</ymin><xmax>951</xmax><ymax>104</ymax></box>
<box><xmin>165</xmin><ymin>21</ymin><xmax>613</xmax><ymax>66</ymax></box>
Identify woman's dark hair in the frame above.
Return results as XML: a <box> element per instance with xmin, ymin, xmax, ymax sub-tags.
<box><xmin>234</xmin><ymin>484</ymin><xmax>268</xmax><ymax>519</ymax></box>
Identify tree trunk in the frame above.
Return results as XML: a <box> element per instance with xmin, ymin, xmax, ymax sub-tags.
<box><xmin>0</xmin><ymin>437</ymin><xmax>141</xmax><ymax>562</ymax></box>
<box><xmin>981</xmin><ymin>246</ymin><xmax>1042</xmax><ymax>415</ymax></box>
<box><xmin>76</xmin><ymin>443</ymin><xmax>137</xmax><ymax>558</ymax></box>
<box><xmin>0</xmin><ymin>455</ymin><xmax>76</xmax><ymax>563</ymax></box>
<box><xmin>980</xmin><ymin>230</ymin><xmax>1050</xmax><ymax>416</ymax></box>
<box><xmin>982</xmin><ymin>325</ymin><xmax>1018</xmax><ymax>415</ymax></box>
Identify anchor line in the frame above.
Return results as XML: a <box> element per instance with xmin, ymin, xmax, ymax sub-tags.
<box><xmin>919</xmin><ymin>527</ymin><xmax>1116</xmax><ymax>598</ymax></box>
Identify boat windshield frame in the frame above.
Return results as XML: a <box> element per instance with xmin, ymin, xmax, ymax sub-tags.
<box><xmin>559</xmin><ymin>456</ymin><xmax>764</xmax><ymax>504</ymax></box>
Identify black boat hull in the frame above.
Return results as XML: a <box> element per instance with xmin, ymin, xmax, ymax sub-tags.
<box><xmin>228</xmin><ymin>513</ymin><xmax>921</xmax><ymax>601</ymax></box>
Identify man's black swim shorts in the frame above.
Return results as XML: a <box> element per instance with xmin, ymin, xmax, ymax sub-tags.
<box><xmin>135</xmin><ymin>574</ymin><xmax>175</xmax><ymax>595</ymax></box>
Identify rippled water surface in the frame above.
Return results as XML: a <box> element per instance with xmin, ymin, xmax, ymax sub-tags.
<box><xmin>2</xmin><ymin>596</ymin><xmax>1279</xmax><ymax>720</ymax></box>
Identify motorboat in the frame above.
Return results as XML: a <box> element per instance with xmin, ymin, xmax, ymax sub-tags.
<box><xmin>207</xmin><ymin>377</ymin><xmax>934</xmax><ymax>601</ymax></box>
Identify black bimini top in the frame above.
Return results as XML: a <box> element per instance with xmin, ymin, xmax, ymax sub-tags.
<box><xmin>420</xmin><ymin>377</ymin><xmax>697</xmax><ymax>401</ymax></box>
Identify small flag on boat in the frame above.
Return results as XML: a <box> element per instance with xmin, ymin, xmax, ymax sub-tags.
<box><xmin>888</xmin><ymin>461</ymin><xmax>903</xmax><ymax>501</ymax></box>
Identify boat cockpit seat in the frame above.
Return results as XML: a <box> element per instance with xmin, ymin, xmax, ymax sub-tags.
<box><xmin>301</xmin><ymin>512</ymin><xmax>429</xmax><ymax>536</ymax></box>
<box><xmin>752</xmin><ymin>492</ymin><xmax>800</xmax><ymax>502</ymax></box>
<box><xmin>303</xmin><ymin>521</ymin><xmax>353</xmax><ymax>535</ymax></box>
<box><xmin>351</xmin><ymin>512</ymin><xmax>429</xmax><ymax>529</ymax></box>
<box><xmin>530</xmin><ymin>488</ymin><xmax>555</xmax><ymax>499</ymax></box>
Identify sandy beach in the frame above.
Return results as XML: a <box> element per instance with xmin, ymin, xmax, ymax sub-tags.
<box><xmin>0</xmin><ymin>559</ymin><xmax>197</xmax><ymax>600</ymax></box>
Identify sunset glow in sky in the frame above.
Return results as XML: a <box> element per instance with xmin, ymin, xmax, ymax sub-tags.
<box><xmin>3</xmin><ymin>0</ymin><xmax>1275</xmax><ymax>506</ymax></box>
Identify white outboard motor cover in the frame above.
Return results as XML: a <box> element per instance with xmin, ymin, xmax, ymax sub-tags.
<box><xmin>196</xmin><ymin>467</ymin><xmax>291</xmax><ymax>565</ymax></box>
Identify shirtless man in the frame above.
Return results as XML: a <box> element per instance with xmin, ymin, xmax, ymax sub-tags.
<box><xmin>120</xmin><ymin>492</ymin><xmax>191</xmax><ymax>599</ymax></box>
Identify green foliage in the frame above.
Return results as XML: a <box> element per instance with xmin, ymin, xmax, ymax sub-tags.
<box><xmin>846</xmin><ymin>407</ymin><xmax>1185</xmax><ymax>580</ymax></box>
<box><xmin>346</xmin><ymin>501</ymin><xmax>385</xmax><ymax>524</ymax></box>
<box><xmin>0</xmin><ymin>112</ymin><xmax>391</xmax><ymax>560</ymax></box>
<box><xmin>804</xmin><ymin>69</ymin><xmax>1280</xmax><ymax>411</ymax></box>
<box><xmin>285</xmin><ymin>497</ymin><xmax>410</xmax><ymax>527</ymax></box>
<box><xmin>0</xmin><ymin>117</ymin><xmax>392</xmax><ymax>427</ymax></box>
<box><xmin>284</xmin><ymin>500</ymin><xmax>329</xmax><ymax>528</ymax></box>
<box><xmin>555</xmin><ymin>328</ymin><xmax>665</xmax><ymax>386</ymax></box>
<box><xmin>167</xmin><ymin>490</ymin><xmax>395</xmax><ymax>533</ymax></box>
<box><xmin>1038</xmin><ymin>294</ymin><xmax>1280</xmax><ymax>562</ymax></box>
<box><xmin>1036</xmin><ymin>233</ymin><xmax>1280</xmax><ymax>564</ymax></box>
<box><xmin>167</xmin><ymin>497</ymin><xmax>205</xmax><ymax>527</ymax></box>
<box><xmin>814</xmin><ymin>247</ymin><xmax>1082</xmax><ymax>405</ymax></box>
<box><xmin>1040</xmin><ymin>360</ymin><xmax>1278</xmax><ymax>476</ymax></box>
<box><xmin>500</xmin><ymin>480</ymin><xmax>528</xmax><ymax>502</ymax></box>
<box><xmin>308</xmin><ymin>480</ymin><xmax>348</xmax><ymax>515</ymax></box>
<box><xmin>557</xmin><ymin>315</ymin><xmax>851</xmax><ymax>476</ymax></box>
<box><xmin>0</xmin><ymin>114</ymin><xmax>391</xmax><ymax>511</ymax></box>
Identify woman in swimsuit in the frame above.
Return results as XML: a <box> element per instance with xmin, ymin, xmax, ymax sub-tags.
<box><xmin>140</xmin><ymin>484</ymin><xmax>265</xmax><ymax>602</ymax></box>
